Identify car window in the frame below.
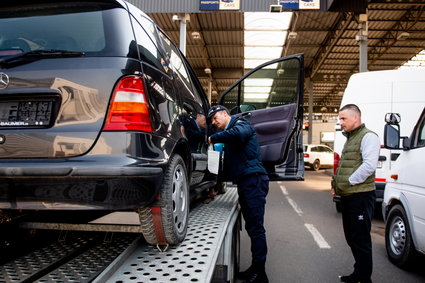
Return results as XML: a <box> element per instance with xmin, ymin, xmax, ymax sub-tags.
<box><xmin>158</xmin><ymin>32</ymin><xmax>193</xmax><ymax>90</ymax></box>
<box><xmin>136</xmin><ymin>14</ymin><xmax>162</xmax><ymax>49</ymax></box>
<box><xmin>318</xmin><ymin>146</ymin><xmax>328</xmax><ymax>152</ymax></box>
<box><xmin>311</xmin><ymin>147</ymin><xmax>318</xmax><ymax>152</ymax></box>
<box><xmin>323</xmin><ymin>146</ymin><xmax>333</xmax><ymax>153</ymax></box>
<box><xmin>0</xmin><ymin>4</ymin><xmax>134</xmax><ymax>57</ymax></box>
<box><xmin>221</xmin><ymin>57</ymin><xmax>300</xmax><ymax>113</ymax></box>
<box><xmin>414</xmin><ymin>111</ymin><xmax>425</xmax><ymax>147</ymax></box>
<box><xmin>304</xmin><ymin>145</ymin><xmax>308</xmax><ymax>152</ymax></box>
<box><xmin>131</xmin><ymin>16</ymin><xmax>167</xmax><ymax>72</ymax></box>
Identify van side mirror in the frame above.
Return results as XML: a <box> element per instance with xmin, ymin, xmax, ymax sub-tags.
<box><xmin>385</xmin><ymin>113</ymin><xmax>401</xmax><ymax>125</ymax></box>
<box><xmin>384</xmin><ymin>124</ymin><xmax>400</xmax><ymax>149</ymax></box>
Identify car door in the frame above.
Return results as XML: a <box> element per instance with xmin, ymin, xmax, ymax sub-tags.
<box><xmin>219</xmin><ymin>54</ymin><xmax>304</xmax><ymax>180</ymax></box>
<box><xmin>399</xmin><ymin>109</ymin><xmax>425</xmax><ymax>251</ymax></box>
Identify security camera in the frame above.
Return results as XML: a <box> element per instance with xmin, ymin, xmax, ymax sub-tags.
<box><xmin>269</xmin><ymin>4</ymin><xmax>282</xmax><ymax>13</ymax></box>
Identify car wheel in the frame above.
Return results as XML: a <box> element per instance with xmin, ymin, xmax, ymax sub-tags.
<box><xmin>385</xmin><ymin>204</ymin><xmax>418</xmax><ymax>268</ymax></box>
<box><xmin>139</xmin><ymin>154</ymin><xmax>189</xmax><ymax>245</ymax></box>
<box><xmin>312</xmin><ymin>159</ymin><xmax>320</xmax><ymax>171</ymax></box>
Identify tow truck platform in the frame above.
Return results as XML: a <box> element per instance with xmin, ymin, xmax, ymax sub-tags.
<box><xmin>0</xmin><ymin>186</ymin><xmax>241</xmax><ymax>283</ymax></box>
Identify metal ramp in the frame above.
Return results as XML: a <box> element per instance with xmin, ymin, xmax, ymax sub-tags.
<box><xmin>94</xmin><ymin>186</ymin><xmax>240</xmax><ymax>283</ymax></box>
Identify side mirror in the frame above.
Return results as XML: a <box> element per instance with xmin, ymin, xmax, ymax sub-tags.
<box><xmin>385</xmin><ymin>113</ymin><xmax>401</xmax><ymax>125</ymax></box>
<box><xmin>384</xmin><ymin>123</ymin><xmax>400</xmax><ymax>149</ymax></box>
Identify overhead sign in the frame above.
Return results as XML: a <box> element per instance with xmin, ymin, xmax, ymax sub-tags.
<box><xmin>200</xmin><ymin>0</ymin><xmax>241</xmax><ymax>11</ymax></box>
<box><xmin>280</xmin><ymin>0</ymin><xmax>320</xmax><ymax>10</ymax></box>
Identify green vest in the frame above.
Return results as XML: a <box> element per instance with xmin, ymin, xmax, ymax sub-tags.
<box><xmin>335</xmin><ymin>124</ymin><xmax>376</xmax><ymax>196</ymax></box>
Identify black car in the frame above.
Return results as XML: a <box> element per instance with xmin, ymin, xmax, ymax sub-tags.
<box><xmin>0</xmin><ymin>0</ymin><xmax>304</xmax><ymax>245</ymax></box>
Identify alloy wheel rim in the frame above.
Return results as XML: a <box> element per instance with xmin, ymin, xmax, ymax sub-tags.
<box><xmin>172</xmin><ymin>163</ymin><xmax>187</xmax><ymax>233</ymax></box>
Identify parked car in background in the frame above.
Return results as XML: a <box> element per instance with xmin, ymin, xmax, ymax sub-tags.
<box><xmin>0</xmin><ymin>0</ymin><xmax>305</xmax><ymax>245</ymax></box>
<box><xmin>382</xmin><ymin>111</ymin><xmax>425</xmax><ymax>268</ymax></box>
<box><xmin>303</xmin><ymin>144</ymin><xmax>333</xmax><ymax>171</ymax></box>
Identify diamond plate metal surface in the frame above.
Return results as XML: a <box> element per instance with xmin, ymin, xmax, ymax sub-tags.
<box><xmin>0</xmin><ymin>236</ymin><xmax>91</xmax><ymax>283</ymax></box>
<box><xmin>95</xmin><ymin>186</ymin><xmax>239</xmax><ymax>283</ymax></box>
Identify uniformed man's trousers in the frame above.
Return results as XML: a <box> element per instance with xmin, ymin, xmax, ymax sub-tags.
<box><xmin>237</xmin><ymin>174</ymin><xmax>269</xmax><ymax>264</ymax></box>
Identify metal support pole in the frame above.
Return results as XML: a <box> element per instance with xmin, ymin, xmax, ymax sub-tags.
<box><xmin>208</xmin><ymin>77</ymin><xmax>212</xmax><ymax>104</ymax></box>
<box><xmin>179</xmin><ymin>14</ymin><xmax>190</xmax><ymax>55</ymax></box>
<box><xmin>357</xmin><ymin>14</ymin><xmax>368</xmax><ymax>72</ymax></box>
<box><xmin>306</xmin><ymin>78</ymin><xmax>313</xmax><ymax>145</ymax></box>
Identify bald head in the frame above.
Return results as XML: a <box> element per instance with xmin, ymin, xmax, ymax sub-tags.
<box><xmin>339</xmin><ymin>104</ymin><xmax>362</xmax><ymax>132</ymax></box>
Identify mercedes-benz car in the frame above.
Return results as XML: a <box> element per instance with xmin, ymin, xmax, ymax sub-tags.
<box><xmin>0</xmin><ymin>0</ymin><xmax>305</xmax><ymax>245</ymax></box>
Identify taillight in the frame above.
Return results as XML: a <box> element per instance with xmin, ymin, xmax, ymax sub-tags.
<box><xmin>304</xmin><ymin>153</ymin><xmax>309</xmax><ymax>158</ymax></box>
<box><xmin>103</xmin><ymin>76</ymin><xmax>153</xmax><ymax>132</ymax></box>
<box><xmin>333</xmin><ymin>152</ymin><xmax>340</xmax><ymax>175</ymax></box>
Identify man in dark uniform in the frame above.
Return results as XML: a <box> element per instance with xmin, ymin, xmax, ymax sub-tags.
<box><xmin>207</xmin><ymin>105</ymin><xmax>269</xmax><ymax>283</ymax></box>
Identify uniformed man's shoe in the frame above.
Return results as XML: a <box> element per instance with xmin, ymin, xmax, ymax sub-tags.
<box><xmin>243</xmin><ymin>270</ymin><xmax>269</xmax><ymax>283</ymax></box>
<box><xmin>237</xmin><ymin>265</ymin><xmax>255</xmax><ymax>280</ymax></box>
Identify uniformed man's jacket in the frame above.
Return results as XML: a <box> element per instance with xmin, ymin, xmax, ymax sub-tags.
<box><xmin>335</xmin><ymin>124</ymin><xmax>376</xmax><ymax>196</ymax></box>
<box><xmin>209</xmin><ymin>116</ymin><xmax>266</xmax><ymax>183</ymax></box>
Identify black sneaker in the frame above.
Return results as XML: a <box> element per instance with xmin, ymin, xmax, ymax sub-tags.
<box><xmin>339</xmin><ymin>274</ymin><xmax>358</xmax><ymax>283</ymax></box>
<box><xmin>243</xmin><ymin>271</ymin><xmax>269</xmax><ymax>283</ymax></box>
<box><xmin>339</xmin><ymin>274</ymin><xmax>372</xmax><ymax>283</ymax></box>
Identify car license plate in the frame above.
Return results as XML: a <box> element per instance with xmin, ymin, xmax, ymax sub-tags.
<box><xmin>0</xmin><ymin>99</ymin><xmax>54</xmax><ymax>127</ymax></box>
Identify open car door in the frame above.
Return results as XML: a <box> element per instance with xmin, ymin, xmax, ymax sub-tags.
<box><xmin>219</xmin><ymin>54</ymin><xmax>304</xmax><ymax>181</ymax></box>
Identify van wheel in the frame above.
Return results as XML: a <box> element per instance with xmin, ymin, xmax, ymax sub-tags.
<box><xmin>311</xmin><ymin>159</ymin><xmax>320</xmax><ymax>171</ymax></box>
<box><xmin>385</xmin><ymin>205</ymin><xmax>418</xmax><ymax>268</ymax></box>
<box><xmin>139</xmin><ymin>154</ymin><xmax>189</xmax><ymax>245</ymax></box>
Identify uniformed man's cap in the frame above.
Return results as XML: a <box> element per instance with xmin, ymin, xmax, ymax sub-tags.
<box><xmin>207</xmin><ymin>105</ymin><xmax>228</xmax><ymax>120</ymax></box>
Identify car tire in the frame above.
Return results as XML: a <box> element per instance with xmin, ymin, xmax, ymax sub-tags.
<box><xmin>385</xmin><ymin>204</ymin><xmax>418</xmax><ymax>268</ymax></box>
<box><xmin>312</xmin><ymin>159</ymin><xmax>320</xmax><ymax>171</ymax></box>
<box><xmin>139</xmin><ymin>154</ymin><xmax>189</xmax><ymax>245</ymax></box>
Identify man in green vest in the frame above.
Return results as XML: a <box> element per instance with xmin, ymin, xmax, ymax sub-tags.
<box><xmin>332</xmin><ymin>104</ymin><xmax>380</xmax><ymax>283</ymax></box>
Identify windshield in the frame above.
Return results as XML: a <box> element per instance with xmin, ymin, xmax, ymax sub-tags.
<box><xmin>0</xmin><ymin>3</ymin><xmax>132</xmax><ymax>58</ymax></box>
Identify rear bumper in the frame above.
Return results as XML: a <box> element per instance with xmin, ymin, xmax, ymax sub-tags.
<box><xmin>0</xmin><ymin>131</ymin><xmax>174</xmax><ymax>210</ymax></box>
<box><xmin>0</xmin><ymin>157</ymin><xmax>165</xmax><ymax>210</ymax></box>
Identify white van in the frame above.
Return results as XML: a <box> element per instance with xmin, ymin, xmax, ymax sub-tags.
<box><xmin>382</xmin><ymin>110</ymin><xmax>425</xmax><ymax>268</ymax></box>
<box><xmin>333</xmin><ymin>69</ymin><xmax>425</xmax><ymax>212</ymax></box>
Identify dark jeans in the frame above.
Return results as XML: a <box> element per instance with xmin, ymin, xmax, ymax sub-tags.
<box><xmin>341</xmin><ymin>190</ymin><xmax>376</xmax><ymax>281</ymax></box>
<box><xmin>237</xmin><ymin>174</ymin><xmax>269</xmax><ymax>264</ymax></box>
